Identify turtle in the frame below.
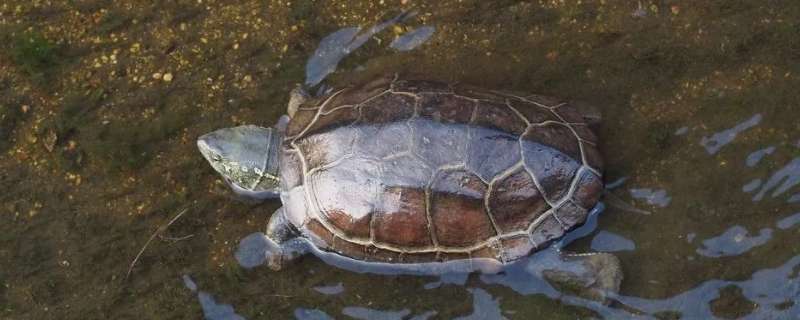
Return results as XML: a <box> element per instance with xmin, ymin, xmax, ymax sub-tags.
<box><xmin>197</xmin><ymin>75</ymin><xmax>621</xmax><ymax>297</ymax></box>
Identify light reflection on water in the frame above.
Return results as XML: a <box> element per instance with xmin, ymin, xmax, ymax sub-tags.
<box><xmin>699</xmin><ymin>113</ymin><xmax>762</xmax><ymax>155</ymax></box>
<box><xmin>189</xmin><ymin>10</ymin><xmax>800</xmax><ymax>319</ymax></box>
<box><xmin>695</xmin><ymin>226</ymin><xmax>772</xmax><ymax>258</ymax></box>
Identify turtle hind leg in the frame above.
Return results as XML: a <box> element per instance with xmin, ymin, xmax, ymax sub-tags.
<box><xmin>541</xmin><ymin>251</ymin><xmax>623</xmax><ymax>305</ymax></box>
<box><xmin>263</xmin><ymin>207</ymin><xmax>309</xmax><ymax>271</ymax></box>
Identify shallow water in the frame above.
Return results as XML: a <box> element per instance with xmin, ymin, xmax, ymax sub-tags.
<box><xmin>1</xmin><ymin>1</ymin><xmax>799</xmax><ymax>319</ymax></box>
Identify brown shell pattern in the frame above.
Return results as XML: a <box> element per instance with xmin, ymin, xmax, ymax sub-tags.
<box><xmin>281</xmin><ymin>76</ymin><xmax>603</xmax><ymax>265</ymax></box>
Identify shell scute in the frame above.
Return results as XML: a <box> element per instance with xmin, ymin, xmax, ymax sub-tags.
<box><xmin>488</xmin><ymin>167</ymin><xmax>550</xmax><ymax>233</ymax></box>
<box><xmin>472</xmin><ymin>101</ymin><xmax>527</xmax><ymax>135</ymax></box>
<box><xmin>372</xmin><ymin>187</ymin><xmax>432</xmax><ymax>247</ymax></box>
<box><xmin>360</xmin><ymin>93</ymin><xmax>415</xmax><ymax>123</ymax></box>
<box><xmin>522</xmin><ymin>123</ymin><xmax>581</xmax><ymax>161</ymax></box>
<box><xmin>522</xmin><ymin>142</ymin><xmax>581</xmax><ymax>203</ymax></box>
<box><xmin>529</xmin><ymin>215</ymin><xmax>565</xmax><ymax>247</ymax></box>
<box><xmin>419</xmin><ymin>93</ymin><xmax>474</xmax><ymax>123</ymax></box>
<box><xmin>430</xmin><ymin>170</ymin><xmax>494</xmax><ymax>247</ymax></box>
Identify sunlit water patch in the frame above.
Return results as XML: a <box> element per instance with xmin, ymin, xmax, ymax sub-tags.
<box><xmin>752</xmin><ymin>157</ymin><xmax>800</xmax><ymax>202</ymax></box>
<box><xmin>294</xmin><ymin>308</ymin><xmax>333</xmax><ymax>320</ymax></box>
<box><xmin>629</xmin><ymin>188</ymin><xmax>672</xmax><ymax>208</ymax></box>
<box><xmin>183</xmin><ymin>275</ymin><xmax>245</xmax><ymax>320</ymax></box>
<box><xmin>746</xmin><ymin>146</ymin><xmax>776</xmax><ymax>167</ymax></box>
<box><xmin>590</xmin><ymin>231</ymin><xmax>636</xmax><ymax>252</ymax></box>
<box><xmin>776</xmin><ymin>212</ymin><xmax>800</xmax><ymax>230</ymax></box>
<box><xmin>312</xmin><ymin>282</ymin><xmax>344</xmax><ymax>295</ymax></box>
<box><xmin>696</xmin><ymin>226</ymin><xmax>773</xmax><ymax>258</ymax></box>
<box><xmin>389</xmin><ymin>26</ymin><xmax>436</xmax><ymax>52</ymax></box>
<box><xmin>699</xmin><ymin>113</ymin><xmax>762</xmax><ymax>155</ymax></box>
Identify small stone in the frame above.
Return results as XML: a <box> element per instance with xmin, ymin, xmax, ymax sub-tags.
<box><xmin>21</xmin><ymin>105</ymin><xmax>30</xmax><ymax>113</ymax></box>
<box><xmin>152</xmin><ymin>72</ymin><xmax>163</xmax><ymax>80</ymax></box>
<box><xmin>163</xmin><ymin>73</ymin><xmax>173</xmax><ymax>82</ymax></box>
<box><xmin>43</xmin><ymin>130</ymin><xmax>57</xmax><ymax>152</ymax></box>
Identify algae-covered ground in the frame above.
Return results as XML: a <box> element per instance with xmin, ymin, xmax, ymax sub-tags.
<box><xmin>1</xmin><ymin>1</ymin><xmax>799</xmax><ymax>319</ymax></box>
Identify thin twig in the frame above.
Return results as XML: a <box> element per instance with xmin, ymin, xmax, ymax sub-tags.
<box><xmin>158</xmin><ymin>233</ymin><xmax>195</xmax><ymax>242</ymax></box>
<box><xmin>125</xmin><ymin>207</ymin><xmax>190</xmax><ymax>281</ymax></box>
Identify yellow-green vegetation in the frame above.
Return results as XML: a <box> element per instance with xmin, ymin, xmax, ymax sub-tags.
<box><xmin>1</xmin><ymin>0</ymin><xmax>799</xmax><ymax>319</ymax></box>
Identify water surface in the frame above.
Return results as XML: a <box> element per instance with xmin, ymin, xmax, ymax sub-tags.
<box><xmin>1</xmin><ymin>1</ymin><xmax>799</xmax><ymax>319</ymax></box>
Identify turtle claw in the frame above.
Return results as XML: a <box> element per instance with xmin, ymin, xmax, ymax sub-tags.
<box><xmin>542</xmin><ymin>252</ymin><xmax>623</xmax><ymax>305</ymax></box>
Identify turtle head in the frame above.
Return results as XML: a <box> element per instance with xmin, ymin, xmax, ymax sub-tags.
<box><xmin>197</xmin><ymin>125</ymin><xmax>282</xmax><ymax>200</ymax></box>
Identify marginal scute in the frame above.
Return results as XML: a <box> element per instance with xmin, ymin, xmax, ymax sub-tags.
<box><xmin>523</xmin><ymin>123</ymin><xmax>581</xmax><ymax>161</ymax></box>
<box><xmin>466</xmin><ymin>128</ymin><xmax>520</xmax><ymax>182</ymax></box>
<box><xmin>529</xmin><ymin>215</ymin><xmax>565</xmax><ymax>247</ymax></box>
<box><xmin>372</xmin><ymin>187</ymin><xmax>432</xmax><ymax>247</ymax></box>
<box><xmin>332</xmin><ymin>237</ymin><xmax>366</xmax><ymax>260</ymax></box>
<box><xmin>286</xmin><ymin>108</ymin><xmax>318</xmax><ymax>137</ymax></box>
<box><xmin>500</xmin><ymin>236</ymin><xmax>536</xmax><ymax>262</ymax></box>
<box><xmin>553</xmin><ymin>201</ymin><xmax>589</xmax><ymax>231</ymax></box>
<box><xmin>431</xmin><ymin>170</ymin><xmax>495</xmax><ymax>247</ymax></box>
<box><xmin>419</xmin><ymin>93</ymin><xmax>474</xmax><ymax>123</ymax></box>
<box><xmin>471</xmin><ymin>241</ymin><xmax>502</xmax><ymax>260</ymax></box>
<box><xmin>473</xmin><ymin>101</ymin><xmax>527</xmax><ymax>135</ymax></box>
<box><xmin>411</xmin><ymin>119</ymin><xmax>468</xmax><ymax>167</ymax></box>
<box><xmin>439</xmin><ymin>251</ymin><xmax>470</xmax><ymax>262</ymax></box>
<box><xmin>573</xmin><ymin>170</ymin><xmax>604</xmax><ymax>209</ymax></box>
<box><xmin>508</xmin><ymin>100</ymin><xmax>561</xmax><ymax>124</ymax></box>
<box><xmin>364</xmin><ymin>245</ymin><xmax>401</xmax><ymax>263</ymax></box>
<box><xmin>582</xmin><ymin>142</ymin><xmax>604</xmax><ymax>172</ymax></box>
<box><xmin>305</xmin><ymin>219</ymin><xmax>334</xmax><ymax>250</ymax></box>
<box><xmin>354</xmin><ymin>122</ymin><xmax>411</xmax><ymax>159</ymax></box>
<box><xmin>402</xmin><ymin>251</ymin><xmax>439</xmax><ymax>263</ymax></box>
<box><xmin>524</xmin><ymin>94</ymin><xmax>563</xmax><ymax>107</ymax></box>
<box><xmin>323</xmin><ymin>77</ymin><xmax>392</xmax><ymax>110</ymax></box>
<box><xmin>489</xmin><ymin>168</ymin><xmax>550</xmax><ymax>233</ymax></box>
<box><xmin>295</xmin><ymin>127</ymin><xmax>357</xmax><ymax>169</ymax></box>
<box><xmin>572</xmin><ymin>124</ymin><xmax>599</xmax><ymax>144</ymax></box>
<box><xmin>553</xmin><ymin>103</ymin><xmax>586</xmax><ymax>124</ymax></box>
<box><xmin>392</xmin><ymin>79</ymin><xmax>452</xmax><ymax>93</ymax></box>
<box><xmin>309</xmin><ymin>157</ymin><xmax>380</xmax><ymax>238</ymax></box>
<box><xmin>453</xmin><ymin>85</ymin><xmax>506</xmax><ymax>101</ymax></box>
<box><xmin>303</xmin><ymin>105</ymin><xmax>360</xmax><ymax>137</ymax></box>
<box><xmin>522</xmin><ymin>141</ymin><xmax>581</xmax><ymax>203</ymax></box>
<box><xmin>360</xmin><ymin>93</ymin><xmax>415</xmax><ymax>123</ymax></box>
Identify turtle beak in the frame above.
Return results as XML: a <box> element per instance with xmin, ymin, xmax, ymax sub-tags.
<box><xmin>197</xmin><ymin>132</ymin><xmax>224</xmax><ymax>165</ymax></box>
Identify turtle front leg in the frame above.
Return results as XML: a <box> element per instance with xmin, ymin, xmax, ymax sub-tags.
<box><xmin>262</xmin><ymin>207</ymin><xmax>309</xmax><ymax>271</ymax></box>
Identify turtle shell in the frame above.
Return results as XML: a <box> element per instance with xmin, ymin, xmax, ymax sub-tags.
<box><xmin>279</xmin><ymin>76</ymin><xmax>603</xmax><ymax>265</ymax></box>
